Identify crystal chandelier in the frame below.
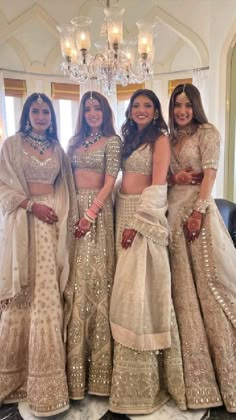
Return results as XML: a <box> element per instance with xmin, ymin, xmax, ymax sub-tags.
<box><xmin>57</xmin><ymin>0</ymin><xmax>156</xmax><ymax>94</ymax></box>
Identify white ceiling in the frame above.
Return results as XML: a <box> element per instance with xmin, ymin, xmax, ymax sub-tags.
<box><xmin>0</xmin><ymin>0</ymin><xmax>210</xmax><ymax>77</ymax></box>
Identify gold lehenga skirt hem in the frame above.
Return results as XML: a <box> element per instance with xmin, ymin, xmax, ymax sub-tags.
<box><xmin>109</xmin><ymin>391</ymin><xmax>170</xmax><ymax>415</ymax></box>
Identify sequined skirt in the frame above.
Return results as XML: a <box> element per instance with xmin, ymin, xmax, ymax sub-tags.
<box><xmin>109</xmin><ymin>191</ymin><xmax>186</xmax><ymax>414</ymax></box>
<box><xmin>0</xmin><ymin>194</ymin><xmax>69</xmax><ymax>416</ymax></box>
<box><xmin>168</xmin><ymin>185</ymin><xmax>236</xmax><ymax>412</ymax></box>
<box><xmin>67</xmin><ymin>189</ymin><xmax>115</xmax><ymax>399</ymax></box>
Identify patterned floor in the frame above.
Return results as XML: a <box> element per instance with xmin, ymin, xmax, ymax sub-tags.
<box><xmin>0</xmin><ymin>402</ymin><xmax>236</xmax><ymax>420</ymax></box>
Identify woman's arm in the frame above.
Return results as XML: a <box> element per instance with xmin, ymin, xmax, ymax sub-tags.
<box><xmin>152</xmin><ymin>135</ymin><xmax>170</xmax><ymax>185</ymax></box>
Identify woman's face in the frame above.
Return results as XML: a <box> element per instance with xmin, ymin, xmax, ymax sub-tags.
<box><xmin>131</xmin><ymin>94</ymin><xmax>155</xmax><ymax>130</ymax></box>
<box><xmin>28</xmin><ymin>101</ymin><xmax>51</xmax><ymax>135</ymax></box>
<box><xmin>84</xmin><ymin>98</ymin><xmax>103</xmax><ymax>133</ymax></box>
<box><xmin>173</xmin><ymin>93</ymin><xmax>193</xmax><ymax>127</ymax></box>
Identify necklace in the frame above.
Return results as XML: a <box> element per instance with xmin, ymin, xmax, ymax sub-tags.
<box><xmin>25</xmin><ymin>132</ymin><xmax>51</xmax><ymax>155</ymax></box>
<box><xmin>174</xmin><ymin>124</ymin><xmax>197</xmax><ymax>143</ymax></box>
<box><xmin>82</xmin><ymin>131</ymin><xmax>102</xmax><ymax>149</ymax></box>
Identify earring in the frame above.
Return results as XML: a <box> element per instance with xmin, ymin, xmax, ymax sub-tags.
<box><xmin>129</xmin><ymin>117</ymin><xmax>134</xmax><ymax>126</ymax></box>
<box><xmin>49</xmin><ymin>122</ymin><xmax>53</xmax><ymax>134</ymax></box>
<box><xmin>25</xmin><ymin>120</ymin><xmax>31</xmax><ymax>132</ymax></box>
<box><xmin>152</xmin><ymin>110</ymin><xmax>159</xmax><ymax>125</ymax></box>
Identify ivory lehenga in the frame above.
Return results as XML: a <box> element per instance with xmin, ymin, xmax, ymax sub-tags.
<box><xmin>66</xmin><ymin>136</ymin><xmax>122</xmax><ymax>399</ymax></box>
<box><xmin>168</xmin><ymin>123</ymin><xmax>236</xmax><ymax>412</ymax></box>
<box><xmin>0</xmin><ymin>134</ymin><xmax>77</xmax><ymax>416</ymax></box>
<box><xmin>109</xmin><ymin>143</ymin><xmax>186</xmax><ymax>414</ymax></box>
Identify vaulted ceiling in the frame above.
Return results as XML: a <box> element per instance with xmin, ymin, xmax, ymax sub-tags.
<box><xmin>0</xmin><ymin>0</ymin><xmax>209</xmax><ymax>77</ymax></box>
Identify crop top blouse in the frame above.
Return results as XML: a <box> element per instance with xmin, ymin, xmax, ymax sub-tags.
<box><xmin>71</xmin><ymin>135</ymin><xmax>121</xmax><ymax>178</ymax></box>
<box><xmin>22</xmin><ymin>149</ymin><xmax>60</xmax><ymax>184</ymax></box>
<box><xmin>122</xmin><ymin>143</ymin><xmax>152</xmax><ymax>176</ymax></box>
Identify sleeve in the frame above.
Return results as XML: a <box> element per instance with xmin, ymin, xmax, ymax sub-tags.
<box><xmin>199</xmin><ymin>124</ymin><xmax>221</xmax><ymax>170</ymax></box>
<box><xmin>105</xmin><ymin>135</ymin><xmax>122</xmax><ymax>177</ymax></box>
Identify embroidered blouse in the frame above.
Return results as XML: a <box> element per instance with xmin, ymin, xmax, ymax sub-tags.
<box><xmin>71</xmin><ymin>135</ymin><xmax>121</xmax><ymax>178</ymax></box>
<box><xmin>122</xmin><ymin>143</ymin><xmax>152</xmax><ymax>176</ymax></box>
<box><xmin>22</xmin><ymin>149</ymin><xmax>60</xmax><ymax>184</ymax></box>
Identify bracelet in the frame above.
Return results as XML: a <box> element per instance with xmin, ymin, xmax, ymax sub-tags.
<box><xmin>84</xmin><ymin>212</ymin><xmax>96</xmax><ymax>224</ymax></box>
<box><xmin>26</xmin><ymin>198</ymin><xmax>35</xmax><ymax>213</ymax></box>
<box><xmin>87</xmin><ymin>208</ymin><xmax>97</xmax><ymax>219</ymax></box>
<box><xmin>193</xmin><ymin>198</ymin><xmax>210</xmax><ymax>214</ymax></box>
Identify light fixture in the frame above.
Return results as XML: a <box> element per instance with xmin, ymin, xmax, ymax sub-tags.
<box><xmin>57</xmin><ymin>0</ymin><xmax>156</xmax><ymax>94</ymax></box>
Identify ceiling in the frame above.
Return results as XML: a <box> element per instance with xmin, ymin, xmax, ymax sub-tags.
<box><xmin>0</xmin><ymin>0</ymin><xmax>210</xmax><ymax>78</ymax></box>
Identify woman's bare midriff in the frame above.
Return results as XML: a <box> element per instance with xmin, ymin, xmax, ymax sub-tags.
<box><xmin>28</xmin><ymin>183</ymin><xmax>54</xmax><ymax>196</ymax></box>
<box><xmin>73</xmin><ymin>169</ymin><xmax>105</xmax><ymax>190</ymax></box>
<box><xmin>120</xmin><ymin>173</ymin><xmax>152</xmax><ymax>194</ymax></box>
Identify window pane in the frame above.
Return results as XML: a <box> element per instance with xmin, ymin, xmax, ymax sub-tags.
<box><xmin>59</xmin><ymin>100</ymin><xmax>73</xmax><ymax>150</ymax></box>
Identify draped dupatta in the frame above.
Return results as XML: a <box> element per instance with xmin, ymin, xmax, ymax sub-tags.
<box><xmin>110</xmin><ymin>184</ymin><xmax>172</xmax><ymax>351</ymax></box>
<box><xmin>0</xmin><ymin>134</ymin><xmax>77</xmax><ymax>302</ymax></box>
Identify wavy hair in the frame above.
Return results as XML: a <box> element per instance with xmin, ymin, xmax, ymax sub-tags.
<box><xmin>122</xmin><ymin>89</ymin><xmax>168</xmax><ymax>159</ymax></box>
<box><xmin>168</xmin><ymin>83</ymin><xmax>208</xmax><ymax>141</ymax></box>
<box><xmin>68</xmin><ymin>91</ymin><xmax>116</xmax><ymax>155</ymax></box>
<box><xmin>18</xmin><ymin>92</ymin><xmax>59</xmax><ymax>143</ymax></box>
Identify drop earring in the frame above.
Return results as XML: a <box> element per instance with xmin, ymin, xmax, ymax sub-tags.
<box><xmin>49</xmin><ymin>122</ymin><xmax>53</xmax><ymax>134</ymax></box>
<box><xmin>25</xmin><ymin>120</ymin><xmax>31</xmax><ymax>132</ymax></box>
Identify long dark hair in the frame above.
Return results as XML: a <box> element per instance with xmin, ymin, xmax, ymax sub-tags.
<box><xmin>68</xmin><ymin>91</ymin><xmax>116</xmax><ymax>154</ymax></box>
<box><xmin>168</xmin><ymin>83</ymin><xmax>208</xmax><ymax>141</ymax></box>
<box><xmin>18</xmin><ymin>92</ymin><xmax>59</xmax><ymax>142</ymax></box>
<box><xmin>122</xmin><ymin>89</ymin><xmax>168</xmax><ymax>159</ymax></box>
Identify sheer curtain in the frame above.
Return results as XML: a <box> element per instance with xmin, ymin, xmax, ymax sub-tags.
<box><xmin>0</xmin><ymin>72</ymin><xmax>7</xmax><ymax>142</ymax></box>
<box><xmin>193</xmin><ymin>68</ymin><xmax>209</xmax><ymax>117</ymax></box>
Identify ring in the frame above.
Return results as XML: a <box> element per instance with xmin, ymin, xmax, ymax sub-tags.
<box><xmin>191</xmin><ymin>180</ymin><xmax>196</xmax><ymax>185</ymax></box>
<box><xmin>127</xmin><ymin>239</ymin><xmax>132</xmax><ymax>243</ymax></box>
<box><xmin>81</xmin><ymin>230</ymin><xmax>85</xmax><ymax>234</ymax></box>
<box><xmin>192</xmin><ymin>232</ymin><xmax>196</xmax><ymax>236</ymax></box>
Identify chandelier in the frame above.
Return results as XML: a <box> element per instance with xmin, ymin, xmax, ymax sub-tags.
<box><xmin>57</xmin><ymin>0</ymin><xmax>156</xmax><ymax>94</ymax></box>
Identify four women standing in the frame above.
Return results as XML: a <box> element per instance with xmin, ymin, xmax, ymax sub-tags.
<box><xmin>0</xmin><ymin>85</ymin><xmax>235</xmax><ymax>416</ymax></box>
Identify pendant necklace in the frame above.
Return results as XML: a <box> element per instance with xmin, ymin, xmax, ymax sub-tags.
<box><xmin>82</xmin><ymin>131</ymin><xmax>102</xmax><ymax>149</ymax></box>
<box><xmin>25</xmin><ymin>131</ymin><xmax>51</xmax><ymax>155</ymax></box>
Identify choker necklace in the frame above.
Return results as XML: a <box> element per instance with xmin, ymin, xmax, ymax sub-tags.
<box><xmin>82</xmin><ymin>131</ymin><xmax>102</xmax><ymax>149</ymax></box>
<box><xmin>174</xmin><ymin>124</ymin><xmax>197</xmax><ymax>143</ymax></box>
<box><xmin>25</xmin><ymin>132</ymin><xmax>51</xmax><ymax>155</ymax></box>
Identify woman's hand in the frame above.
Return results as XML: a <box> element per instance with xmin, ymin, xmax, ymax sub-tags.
<box><xmin>74</xmin><ymin>217</ymin><xmax>92</xmax><ymax>239</ymax></box>
<box><xmin>184</xmin><ymin>210</ymin><xmax>203</xmax><ymax>242</ymax></box>
<box><xmin>121</xmin><ymin>228</ymin><xmax>137</xmax><ymax>249</ymax></box>
<box><xmin>32</xmin><ymin>203</ymin><xmax>58</xmax><ymax>224</ymax></box>
<box><xmin>172</xmin><ymin>168</ymin><xmax>203</xmax><ymax>185</ymax></box>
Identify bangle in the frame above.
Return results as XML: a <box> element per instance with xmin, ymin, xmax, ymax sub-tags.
<box><xmin>84</xmin><ymin>212</ymin><xmax>95</xmax><ymax>224</ymax></box>
<box><xmin>87</xmin><ymin>208</ymin><xmax>97</xmax><ymax>219</ymax></box>
<box><xmin>26</xmin><ymin>199</ymin><xmax>35</xmax><ymax>213</ymax></box>
<box><xmin>193</xmin><ymin>198</ymin><xmax>210</xmax><ymax>214</ymax></box>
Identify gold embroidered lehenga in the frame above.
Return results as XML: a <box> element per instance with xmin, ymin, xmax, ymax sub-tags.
<box><xmin>168</xmin><ymin>124</ymin><xmax>236</xmax><ymax>412</ymax></box>
<box><xmin>66</xmin><ymin>136</ymin><xmax>122</xmax><ymax>399</ymax></box>
<box><xmin>109</xmin><ymin>144</ymin><xmax>186</xmax><ymax>414</ymax></box>
<box><xmin>0</xmin><ymin>134</ymin><xmax>77</xmax><ymax>417</ymax></box>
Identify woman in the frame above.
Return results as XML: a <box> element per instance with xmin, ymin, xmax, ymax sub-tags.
<box><xmin>0</xmin><ymin>93</ymin><xmax>77</xmax><ymax>416</ymax></box>
<box><xmin>66</xmin><ymin>91</ymin><xmax>122</xmax><ymax>400</ymax></box>
<box><xmin>109</xmin><ymin>89</ymin><xmax>186</xmax><ymax>414</ymax></box>
<box><xmin>168</xmin><ymin>83</ymin><xmax>236</xmax><ymax>412</ymax></box>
